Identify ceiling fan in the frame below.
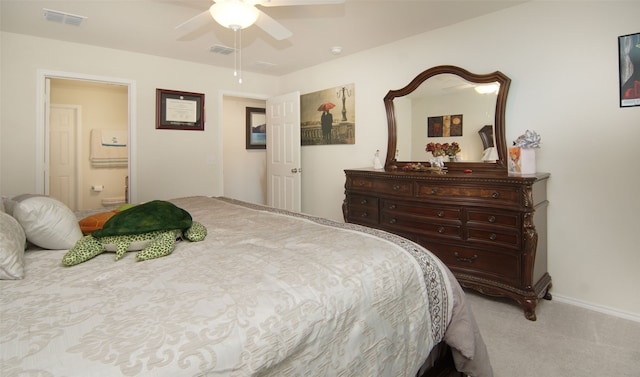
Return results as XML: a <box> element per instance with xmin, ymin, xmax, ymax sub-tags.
<box><xmin>175</xmin><ymin>0</ymin><xmax>345</xmax><ymax>41</ymax></box>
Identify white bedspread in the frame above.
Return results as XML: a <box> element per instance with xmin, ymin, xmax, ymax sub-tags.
<box><xmin>1</xmin><ymin>196</ymin><xmax>458</xmax><ymax>377</ymax></box>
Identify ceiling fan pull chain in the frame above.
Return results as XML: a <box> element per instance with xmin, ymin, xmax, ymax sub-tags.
<box><xmin>238</xmin><ymin>28</ymin><xmax>243</xmax><ymax>84</ymax></box>
<box><xmin>233</xmin><ymin>27</ymin><xmax>238</xmax><ymax>78</ymax></box>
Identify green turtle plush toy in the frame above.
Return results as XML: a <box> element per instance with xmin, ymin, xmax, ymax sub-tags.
<box><xmin>62</xmin><ymin>200</ymin><xmax>207</xmax><ymax>266</ymax></box>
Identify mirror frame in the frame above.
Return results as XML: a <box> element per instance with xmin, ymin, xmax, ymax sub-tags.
<box><xmin>384</xmin><ymin>65</ymin><xmax>511</xmax><ymax>174</ymax></box>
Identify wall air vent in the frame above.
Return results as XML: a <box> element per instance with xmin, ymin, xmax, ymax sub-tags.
<box><xmin>210</xmin><ymin>45</ymin><xmax>235</xmax><ymax>55</ymax></box>
<box><xmin>43</xmin><ymin>8</ymin><xmax>87</xmax><ymax>26</ymax></box>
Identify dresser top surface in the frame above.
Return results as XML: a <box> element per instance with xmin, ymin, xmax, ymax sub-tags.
<box><xmin>345</xmin><ymin>168</ymin><xmax>550</xmax><ymax>183</ymax></box>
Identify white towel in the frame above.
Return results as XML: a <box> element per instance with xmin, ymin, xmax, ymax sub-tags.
<box><xmin>101</xmin><ymin>130</ymin><xmax>127</xmax><ymax>146</ymax></box>
<box><xmin>90</xmin><ymin>129</ymin><xmax>128</xmax><ymax>167</ymax></box>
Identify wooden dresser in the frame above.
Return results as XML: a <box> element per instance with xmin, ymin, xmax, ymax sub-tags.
<box><xmin>343</xmin><ymin>168</ymin><xmax>551</xmax><ymax>320</ymax></box>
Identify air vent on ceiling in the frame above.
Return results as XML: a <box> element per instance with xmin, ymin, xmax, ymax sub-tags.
<box><xmin>43</xmin><ymin>8</ymin><xmax>87</xmax><ymax>26</ymax></box>
<box><xmin>255</xmin><ymin>61</ymin><xmax>277</xmax><ymax>68</ymax></box>
<box><xmin>209</xmin><ymin>45</ymin><xmax>235</xmax><ymax>55</ymax></box>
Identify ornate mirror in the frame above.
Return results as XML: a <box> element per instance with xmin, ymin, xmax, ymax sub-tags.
<box><xmin>384</xmin><ymin>65</ymin><xmax>511</xmax><ymax>174</ymax></box>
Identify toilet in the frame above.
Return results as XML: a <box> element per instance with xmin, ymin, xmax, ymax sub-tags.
<box><xmin>101</xmin><ymin>197</ymin><xmax>126</xmax><ymax>207</ymax></box>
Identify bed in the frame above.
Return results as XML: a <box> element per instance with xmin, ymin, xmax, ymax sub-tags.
<box><xmin>0</xmin><ymin>195</ymin><xmax>492</xmax><ymax>377</ymax></box>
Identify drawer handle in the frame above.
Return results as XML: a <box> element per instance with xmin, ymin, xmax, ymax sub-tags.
<box><xmin>389</xmin><ymin>204</ymin><xmax>397</xmax><ymax>210</ymax></box>
<box><xmin>389</xmin><ymin>218</ymin><xmax>397</xmax><ymax>224</ymax></box>
<box><xmin>454</xmin><ymin>252</ymin><xmax>478</xmax><ymax>263</ymax></box>
<box><xmin>489</xmin><ymin>233</ymin><xmax>497</xmax><ymax>241</ymax></box>
<box><xmin>360</xmin><ymin>199</ymin><xmax>368</xmax><ymax>205</ymax></box>
<box><xmin>361</xmin><ymin>212</ymin><xmax>368</xmax><ymax>218</ymax></box>
<box><xmin>491</xmin><ymin>192</ymin><xmax>500</xmax><ymax>199</ymax></box>
<box><xmin>437</xmin><ymin>226</ymin><xmax>445</xmax><ymax>234</ymax></box>
<box><xmin>488</xmin><ymin>216</ymin><xmax>496</xmax><ymax>223</ymax></box>
<box><xmin>359</xmin><ymin>181</ymin><xmax>365</xmax><ymax>186</ymax></box>
<box><xmin>437</xmin><ymin>211</ymin><xmax>445</xmax><ymax>218</ymax></box>
<box><xmin>392</xmin><ymin>184</ymin><xmax>400</xmax><ymax>190</ymax></box>
<box><xmin>431</xmin><ymin>188</ymin><xmax>438</xmax><ymax>194</ymax></box>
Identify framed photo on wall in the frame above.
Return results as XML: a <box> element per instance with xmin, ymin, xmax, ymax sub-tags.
<box><xmin>300</xmin><ymin>83</ymin><xmax>355</xmax><ymax>146</ymax></box>
<box><xmin>428</xmin><ymin>114</ymin><xmax>463</xmax><ymax>137</ymax></box>
<box><xmin>618</xmin><ymin>32</ymin><xmax>640</xmax><ymax>108</ymax></box>
<box><xmin>156</xmin><ymin>89</ymin><xmax>205</xmax><ymax>130</ymax></box>
<box><xmin>246</xmin><ymin>107</ymin><xmax>266</xmax><ymax>149</ymax></box>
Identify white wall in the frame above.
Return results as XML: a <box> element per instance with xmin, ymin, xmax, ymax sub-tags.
<box><xmin>278</xmin><ymin>1</ymin><xmax>640</xmax><ymax>318</ymax></box>
<box><xmin>0</xmin><ymin>32</ymin><xmax>279</xmax><ymax>203</ymax></box>
<box><xmin>2</xmin><ymin>1</ymin><xmax>639</xmax><ymax>319</ymax></box>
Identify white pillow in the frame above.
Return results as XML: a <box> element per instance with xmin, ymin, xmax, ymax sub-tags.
<box><xmin>12</xmin><ymin>196</ymin><xmax>82</xmax><ymax>250</ymax></box>
<box><xmin>2</xmin><ymin>196</ymin><xmax>16</xmax><ymax>215</ymax></box>
<box><xmin>0</xmin><ymin>212</ymin><xmax>26</xmax><ymax>279</ymax></box>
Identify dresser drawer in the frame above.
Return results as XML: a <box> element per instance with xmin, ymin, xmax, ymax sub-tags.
<box><xmin>415</xmin><ymin>183</ymin><xmax>518</xmax><ymax>204</ymax></box>
<box><xmin>347</xmin><ymin>194</ymin><xmax>378</xmax><ymax>209</ymax></box>
<box><xmin>345</xmin><ymin>194</ymin><xmax>379</xmax><ymax>226</ymax></box>
<box><xmin>380</xmin><ymin>213</ymin><xmax>462</xmax><ymax>240</ymax></box>
<box><xmin>466</xmin><ymin>209</ymin><xmax>520</xmax><ymax>228</ymax></box>
<box><xmin>381</xmin><ymin>199</ymin><xmax>462</xmax><ymax>221</ymax></box>
<box><xmin>422</xmin><ymin>242</ymin><xmax>521</xmax><ymax>284</ymax></box>
<box><xmin>346</xmin><ymin>206</ymin><xmax>379</xmax><ymax>226</ymax></box>
<box><xmin>349</xmin><ymin>177</ymin><xmax>413</xmax><ymax>197</ymax></box>
<box><xmin>465</xmin><ymin>227</ymin><xmax>521</xmax><ymax>250</ymax></box>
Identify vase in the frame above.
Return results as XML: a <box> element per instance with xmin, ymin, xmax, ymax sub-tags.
<box><xmin>431</xmin><ymin>156</ymin><xmax>445</xmax><ymax>168</ymax></box>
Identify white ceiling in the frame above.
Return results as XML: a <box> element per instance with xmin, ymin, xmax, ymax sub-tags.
<box><xmin>0</xmin><ymin>0</ymin><xmax>523</xmax><ymax>76</ymax></box>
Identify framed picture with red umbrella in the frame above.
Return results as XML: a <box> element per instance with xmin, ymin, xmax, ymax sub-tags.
<box><xmin>301</xmin><ymin>83</ymin><xmax>355</xmax><ymax>145</ymax></box>
<box><xmin>619</xmin><ymin>32</ymin><xmax>640</xmax><ymax>107</ymax></box>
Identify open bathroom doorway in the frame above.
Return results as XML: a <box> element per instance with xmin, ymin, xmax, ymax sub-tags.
<box><xmin>37</xmin><ymin>70</ymin><xmax>136</xmax><ymax>211</ymax></box>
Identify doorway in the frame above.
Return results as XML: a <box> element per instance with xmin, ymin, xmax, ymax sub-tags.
<box><xmin>36</xmin><ymin>70</ymin><xmax>137</xmax><ymax>208</ymax></box>
<box><xmin>221</xmin><ymin>94</ymin><xmax>269</xmax><ymax>205</ymax></box>
<box><xmin>220</xmin><ymin>91</ymin><xmax>301</xmax><ymax>210</ymax></box>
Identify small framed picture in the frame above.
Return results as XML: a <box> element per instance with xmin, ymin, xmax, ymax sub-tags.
<box><xmin>618</xmin><ymin>32</ymin><xmax>640</xmax><ymax>108</ymax></box>
<box><xmin>246</xmin><ymin>107</ymin><xmax>266</xmax><ymax>149</ymax></box>
<box><xmin>428</xmin><ymin>114</ymin><xmax>463</xmax><ymax>137</ymax></box>
<box><xmin>156</xmin><ymin>89</ymin><xmax>205</xmax><ymax>130</ymax></box>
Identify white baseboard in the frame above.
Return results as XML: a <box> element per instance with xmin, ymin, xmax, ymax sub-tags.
<box><xmin>553</xmin><ymin>294</ymin><xmax>640</xmax><ymax>323</ymax></box>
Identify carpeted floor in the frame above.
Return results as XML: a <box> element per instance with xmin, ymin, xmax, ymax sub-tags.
<box><xmin>465</xmin><ymin>290</ymin><xmax>640</xmax><ymax>377</ymax></box>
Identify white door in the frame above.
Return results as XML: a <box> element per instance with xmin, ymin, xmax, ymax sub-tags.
<box><xmin>49</xmin><ymin>105</ymin><xmax>80</xmax><ymax>210</ymax></box>
<box><xmin>266</xmin><ymin>92</ymin><xmax>301</xmax><ymax>212</ymax></box>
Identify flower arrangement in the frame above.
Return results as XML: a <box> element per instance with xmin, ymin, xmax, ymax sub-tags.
<box><xmin>513</xmin><ymin>130</ymin><xmax>541</xmax><ymax>149</ymax></box>
<box><xmin>426</xmin><ymin>142</ymin><xmax>461</xmax><ymax>157</ymax></box>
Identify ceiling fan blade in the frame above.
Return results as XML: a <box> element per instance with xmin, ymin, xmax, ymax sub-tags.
<box><xmin>257</xmin><ymin>0</ymin><xmax>345</xmax><ymax>6</ymax></box>
<box><xmin>254</xmin><ymin>9</ymin><xmax>292</xmax><ymax>40</ymax></box>
<box><xmin>175</xmin><ymin>9</ymin><xmax>212</xmax><ymax>38</ymax></box>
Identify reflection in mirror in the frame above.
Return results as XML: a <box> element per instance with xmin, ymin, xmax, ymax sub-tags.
<box><xmin>393</xmin><ymin>74</ymin><xmax>499</xmax><ymax>162</ymax></box>
<box><xmin>384</xmin><ymin>65</ymin><xmax>511</xmax><ymax>174</ymax></box>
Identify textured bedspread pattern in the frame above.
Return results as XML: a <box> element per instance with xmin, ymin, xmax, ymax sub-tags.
<box><xmin>0</xmin><ymin>196</ymin><xmax>453</xmax><ymax>377</ymax></box>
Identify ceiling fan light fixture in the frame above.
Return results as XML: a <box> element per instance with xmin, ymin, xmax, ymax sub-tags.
<box><xmin>210</xmin><ymin>1</ymin><xmax>260</xmax><ymax>30</ymax></box>
<box><xmin>474</xmin><ymin>83</ymin><xmax>500</xmax><ymax>94</ymax></box>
